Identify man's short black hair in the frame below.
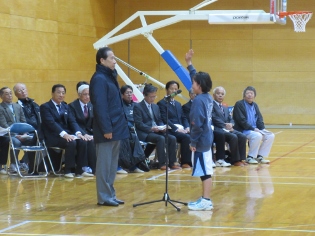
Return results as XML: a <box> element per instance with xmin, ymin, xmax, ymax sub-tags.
<box><xmin>143</xmin><ymin>84</ymin><xmax>158</xmax><ymax>96</ymax></box>
<box><xmin>52</xmin><ymin>84</ymin><xmax>66</xmax><ymax>93</ymax></box>
<box><xmin>96</xmin><ymin>47</ymin><xmax>113</xmax><ymax>64</ymax></box>
<box><xmin>165</xmin><ymin>80</ymin><xmax>179</xmax><ymax>90</ymax></box>
<box><xmin>120</xmin><ymin>85</ymin><xmax>133</xmax><ymax>94</ymax></box>
<box><xmin>192</xmin><ymin>72</ymin><xmax>212</xmax><ymax>93</ymax></box>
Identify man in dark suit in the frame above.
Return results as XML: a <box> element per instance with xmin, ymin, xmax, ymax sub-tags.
<box><xmin>69</xmin><ymin>82</ymin><xmax>96</xmax><ymax>174</ymax></box>
<box><xmin>40</xmin><ymin>84</ymin><xmax>93</xmax><ymax>178</ymax></box>
<box><xmin>182</xmin><ymin>88</ymin><xmax>195</xmax><ymax>123</ymax></box>
<box><xmin>157</xmin><ymin>80</ymin><xmax>192</xmax><ymax>168</ymax></box>
<box><xmin>212</xmin><ymin>86</ymin><xmax>247</xmax><ymax>167</ymax></box>
<box><xmin>0</xmin><ymin>86</ymin><xmax>35</xmax><ymax>173</ymax></box>
<box><xmin>90</xmin><ymin>47</ymin><xmax>129</xmax><ymax>207</ymax></box>
<box><xmin>133</xmin><ymin>84</ymin><xmax>181</xmax><ymax>171</ymax></box>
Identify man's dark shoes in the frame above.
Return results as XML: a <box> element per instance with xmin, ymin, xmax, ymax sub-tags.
<box><xmin>137</xmin><ymin>160</ymin><xmax>150</xmax><ymax>172</ymax></box>
<box><xmin>97</xmin><ymin>200</ymin><xmax>119</xmax><ymax>207</ymax></box>
<box><xmin>114</xmin><ymin>199</ymin><xmax>125</xmax><ymax>204</ymax></box>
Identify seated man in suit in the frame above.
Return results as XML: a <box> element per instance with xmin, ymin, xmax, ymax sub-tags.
<box><xmin>157</xmin><ymin>80</ymin><xmax>192</xmax><ymax>168</ymax></box>
<box><xmin>212</xmin><ymin>86</ymin><xmax>247</xmax><ymax>167</ymax></box>
<box><xmin>0</xmin><ymin>87</ymin><xmax>35</xmax><ymax>173</ymax></box>
<box><xmin>40</xmin><ymin>84</ymin><xmax>93</xmax><ymax>178</ymax></box>
<box><xmin>233</xmin><ymin>86</ymin><xmax>274</xmax><ymax>164</ymax></box>
<box><xmin>69</xmin><ymin>82</ymin><xmax>96</xmax><ymax>174</ymax></box>
<box><xmin>133</xmin><ymin>84</ymin><xmax>181</xmax><ymax>171</ymax></box>
<box><xmin>184</xmin><ymin>49</ymin><xmax>228</xmax><ymax>168</ymax></box>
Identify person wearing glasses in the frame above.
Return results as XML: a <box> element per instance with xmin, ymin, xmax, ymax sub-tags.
<box><xmin>0</xmin><ymin>86</ymin><xmax>35</xmax><ymax>174</ymax></box>
<box><xmin>133</xmin><ymin>84</ymin><xmax>181</xmax><ymax>171</ymax></box>
<box><xmin>13</xmin><ymin>83</ymin><xmax>41</xmax><ymax>174</ymax></box>
<box><xmin>233</xmin><ymin>86</ymin><xmax>274</xmax><ymax>164</ymax></box>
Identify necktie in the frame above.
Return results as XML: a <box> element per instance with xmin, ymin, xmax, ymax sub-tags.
<box><xmin>170</xmin><ymin>101</ymin><xmax>175</xmax><ymax>106</ymax></box>
<box><xmin>84</xmin><ymin>105</ymin><xmax>88</xmax><ymax>118</ymax></box>
<box><xmin>56</xmin><ymin>104</ymin><xmax>64</xmax><ymax>116</ymax></box>
<box><xmin>148</xmin><ymin>104</ymin><xmax>156</xmax><ymax>126</ymax></box>
<box><xmin>148</xmin><ymin>104</ymin><xmax>153</xmax><ymax>117</ymax></box>
<box><xmin>219</xmin><ymin>104</ymin><xmax>224</xmax><ymax>114</ymax></box>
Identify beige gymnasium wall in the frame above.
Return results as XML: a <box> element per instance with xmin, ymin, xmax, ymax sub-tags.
<box><xmin>114</xmin><ymin>0</ymin><xmax>315</xmax><ymax>125</ymax></box>
<box><xmin>0</xmin><ymin>0</ymin><xmax>314</xmax><ymax>125</ymax></box>
<box><xmin>0</xmin><ymin>0</ymin><xmax>114</xmax><ymax>104</ymax></box>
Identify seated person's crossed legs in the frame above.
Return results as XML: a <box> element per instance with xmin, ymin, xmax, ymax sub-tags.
<box><xmin>10</xmin><ymin>136</ymin><xmax>36</xmax><ymax>173</ymax></box>
<box><xmin>145</xmin><ymin>132</ymin><xmax>180</xmax><ymax>170</ymax></box>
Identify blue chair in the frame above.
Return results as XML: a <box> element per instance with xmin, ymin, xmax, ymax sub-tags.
<box><xmin>8</xmin><ymin>123</ymin><xmax>48</xmax><ymax>178</ymax></box>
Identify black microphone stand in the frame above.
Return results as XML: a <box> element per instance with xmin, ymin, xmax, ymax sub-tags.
<box><xmin>133</xmin><ymin>95</ymin><xmax>187</xmax><ymax>211</ymax></box>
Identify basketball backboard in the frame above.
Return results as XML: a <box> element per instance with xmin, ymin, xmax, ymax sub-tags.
<box><xmin>271</xmin><ymin>0</ymin><xmax>287</xmax><ymax>24</ymax></box>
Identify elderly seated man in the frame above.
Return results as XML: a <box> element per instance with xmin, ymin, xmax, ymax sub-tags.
<box><xmin>212</xmin><ymin>86</ymin><xmax>247</xmax><ymax>167</ymax></box>
<box><xmin>69</xmin><ymin>82</ymin><xmax>96</xmax><ymax>174</ymax></box>
<box><xmin>0</xmin><ymin>87</ymin><xmax>36</xmax><ymax>173</ymax></box>
<box><xmin>233</xmin><ymin>86</ymin><xmax>274</xmax><ymax>164</ymax></box>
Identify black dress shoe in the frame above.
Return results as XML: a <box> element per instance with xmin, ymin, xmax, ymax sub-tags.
<box><xmin>137</xmin><ymin>160</ymin><xmax>150</xmax><ymax>172</ymax></box>
<box><xmin>114</xmin><ymin>199</ymin><xmax>125</xmax><ymax>204</ymax></box>
<box><xmin>97</xmin><ymin>200</ymin><xmax>119</xmax><ymax>207</ymax></box>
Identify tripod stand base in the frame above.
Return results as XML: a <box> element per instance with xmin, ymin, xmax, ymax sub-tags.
<box><xmin>133</xmin><ymin>193</ymin><xmax>187</xmax><ymax>211</ymax></box>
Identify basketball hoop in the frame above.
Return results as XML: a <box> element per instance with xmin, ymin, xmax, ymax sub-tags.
<box><xmin>279</xmin><ymin>11</ymin><xmax>313</xmax><ymax>32</ymax></box>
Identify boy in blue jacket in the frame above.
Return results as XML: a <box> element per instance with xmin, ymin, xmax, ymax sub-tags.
<box><xmin>188</xmin><ymin>71</ymin><xmax>214</xmax><ymax>211</ymax></box>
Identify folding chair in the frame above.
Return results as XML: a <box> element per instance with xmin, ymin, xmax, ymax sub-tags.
<box><xmin>41</xmin><ymin>139</ymin><xmax>65</xmax><ymax>176</ymax></box>
<box><xmin>7</xmin><ymin>123</ymin><xmax>48</xmax><ymax>178</ymax></box>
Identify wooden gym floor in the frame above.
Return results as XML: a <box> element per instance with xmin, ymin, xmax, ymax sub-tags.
<box><xmin>0</xmin><ymin>129</ymin><xmax>315</xmax><ymax>235</ymax></box>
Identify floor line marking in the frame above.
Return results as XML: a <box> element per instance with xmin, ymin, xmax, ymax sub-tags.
<box><xmin>147</xmin><ymin>170</ymin><xmax>176</xmax><ymax>180</ymax></box>
<box><xmin>5</xmin><ymin>220</ymin><xmax>315</xmax><ymax>233</ymax></box>
<box><xmin>0</xmin><ymin>221</ymin><xmax>29</xmax><ymax>233</ymax></box>
<box><xmin>271</xmin><ymin>136</ymin><xmax>315</xmax><ymax>164</ymax></box>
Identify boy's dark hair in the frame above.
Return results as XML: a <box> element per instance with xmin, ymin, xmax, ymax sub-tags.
<box><xmin>192</xmin><ymin>72</ymin><xmax>212</xmax><ymax>93</ymax></box>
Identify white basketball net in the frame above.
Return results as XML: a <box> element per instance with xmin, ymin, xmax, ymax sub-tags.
<box><xmin>289</xmin><ymin>12</ymin><xmax>313</xmax><ymax>32</ymax></box>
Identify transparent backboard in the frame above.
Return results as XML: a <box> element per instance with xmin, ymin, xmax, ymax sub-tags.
<box><xmin>270</xmin><ymin>0</ymin><xmax>287</xmax><ymax>24</ymax></box>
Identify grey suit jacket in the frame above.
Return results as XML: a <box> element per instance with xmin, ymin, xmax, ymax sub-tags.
<box><xmin>0</xmin><ymin>102</ymin><xmax>26</xmax><ymax>128</ymax></box>
<box><xmin>133</xmin><ymin>100</ymin><xmax>164</xmax><ymax>141</ymax></box>
<box><xmin>212</xmin><ymin>102</ymin><xmax>233</xmax><ymax>132</ymax></box>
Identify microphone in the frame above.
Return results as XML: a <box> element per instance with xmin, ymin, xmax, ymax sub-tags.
<box><xmin>164</xmin><ymin>90</ymin><xmax>182</xmax><ymax>100</ymax></box>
